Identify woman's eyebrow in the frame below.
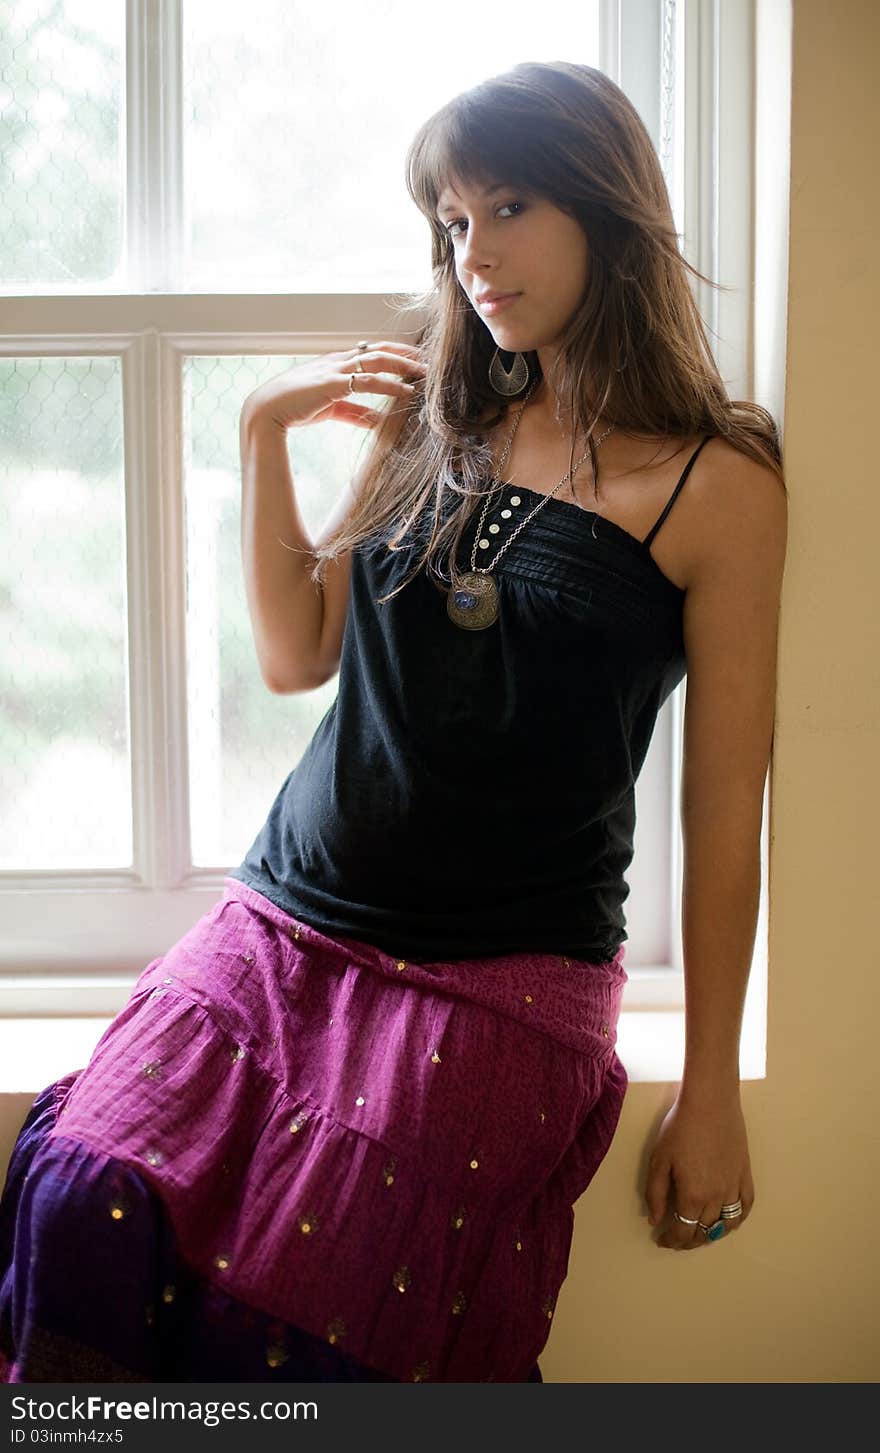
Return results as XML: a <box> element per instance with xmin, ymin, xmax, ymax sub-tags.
<box><xmin>435</xmin><ymin>184</ymin><xmax>508</xmax><ymax>218</ymax></box>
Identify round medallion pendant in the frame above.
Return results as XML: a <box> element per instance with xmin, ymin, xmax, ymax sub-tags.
<box><xmin>446</xmin><ymin>572</ymin><xmax>499</xmax><ymax>630</ymax></box>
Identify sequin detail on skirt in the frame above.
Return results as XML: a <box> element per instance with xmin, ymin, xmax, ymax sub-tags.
<box><xmin>0</xmin><ymin>878</ymin><xmax>628</xmax><ymax>1382</ymax></box>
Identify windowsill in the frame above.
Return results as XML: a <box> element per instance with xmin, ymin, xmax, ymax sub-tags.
<box><xmin>0</xmin><ymin>1005</ymin><xmax>766</xmax><ymax>1099</ymax></box>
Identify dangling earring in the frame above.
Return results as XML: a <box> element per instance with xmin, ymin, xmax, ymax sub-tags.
<box><xmin>488</xmin><ymin>347</ymin><xmax>530</xmax><ymax>397</ymax></box>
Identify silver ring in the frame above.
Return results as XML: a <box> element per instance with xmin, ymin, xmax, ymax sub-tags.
<box><xmin>354</xmin><ymin>358</ymin><xmax>365</xmax><ymax>373</ymax></box>
<box><xmin>698</xmin><ymin>1219</ymin><xmax>727</xmax><ymax>1239</ymax></box>
<box><xmin>348</xmin><ymin>373</ymin><xmax>357</xmax><ymax>394</ymax></box>
<box><xmin>356</xmin><ymin>339</ymin><xmax>369</xmax><ymax>352</ymax></box>
<box><xmin>672</xmin><ymin>1212</ymin><xmax>700</xmax><ymax>1226</ymax></box>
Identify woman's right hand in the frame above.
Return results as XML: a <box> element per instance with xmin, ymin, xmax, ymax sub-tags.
<box><xmin>240</xmin><ymin>341</ymin><xmax>426</xmax><ymax>434</ymax></box>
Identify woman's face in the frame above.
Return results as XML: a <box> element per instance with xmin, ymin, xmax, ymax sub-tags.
<box><xmin>435</xmin><ymin>175</ymin><xmax>590</xmax><ymax>361</ymax></box>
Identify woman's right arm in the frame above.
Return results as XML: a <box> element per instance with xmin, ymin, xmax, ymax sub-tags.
<box><xmin>239</xmin><ymin>343</ymin><xmax>423</xmax><ymax>694</ymax></box>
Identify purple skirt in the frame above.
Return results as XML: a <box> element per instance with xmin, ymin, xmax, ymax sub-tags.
<box><xmin>0</xmin><ymin>878</ymin><xmax>628</xmax><ymax>1383</ymax></box>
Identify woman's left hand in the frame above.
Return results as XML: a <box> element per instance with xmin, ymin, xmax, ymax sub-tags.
<box><xmin>644</xmin><ymin>1088</ymin><xmax>755</xmax><ymax>1249</ymax></box>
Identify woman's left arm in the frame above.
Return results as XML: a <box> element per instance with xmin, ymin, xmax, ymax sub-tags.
<box><xmin>645</xmin><ymin>443</ymin><xmax>788</xmax><ymax>1249</ymax></box>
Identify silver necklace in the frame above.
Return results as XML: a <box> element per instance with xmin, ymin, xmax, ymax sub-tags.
<box><xmin>447</xmin><ymin>384</ymin><xmax>616</xmax><ymax>629</ymax></box>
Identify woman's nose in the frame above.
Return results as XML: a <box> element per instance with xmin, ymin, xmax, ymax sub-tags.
<box><xmin>460</xmin><ymin>222</ymin><xmax>499</xmax><ymax>269</ymax></box>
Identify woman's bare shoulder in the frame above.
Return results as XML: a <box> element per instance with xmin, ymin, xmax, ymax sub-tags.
<box><xmin>684</xmin><ymin>435</ymin><xmax>787</xmax><ymax>583</ymax></box>
<box><xmin>691</xmin><ymin>434</ymin><xmax>785</xmax><ymax>505</ymax></box>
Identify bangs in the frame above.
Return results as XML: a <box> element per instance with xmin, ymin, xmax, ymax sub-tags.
<box><xmin>406</xmin><ymin>91</ymin><xmax>559</xmax><ymax>225</ymax></box>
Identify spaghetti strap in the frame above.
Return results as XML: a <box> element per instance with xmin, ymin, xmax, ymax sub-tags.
<box><xmin>643</xmin><ymin>436</ymin><xmax>713</xmax><ymax>549</ymax></box>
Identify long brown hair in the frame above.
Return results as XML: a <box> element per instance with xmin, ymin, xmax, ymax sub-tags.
<box><xmin>309</xmin><ymin>60</ymin><xmax>784</xmax><ymax>602</ymax></box>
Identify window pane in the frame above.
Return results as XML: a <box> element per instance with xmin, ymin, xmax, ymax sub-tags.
<box><xmin>0</xmin><ymin>356</ymin><xmax>131</xmax><ymax>868</ymax></box>
<box><xmin>183</xmin><ymin>0</ymin><xmax>601</xmax><ymax>291</ymax></box>
<box><xmin>0</xmin><ymin>0</ymin><xmax>125</xmax><ymax>288</ymax></box>
<box><xmin>184</xmin><ymin>355</ymin><xmax>365</xmax><ymax>868</ymax></box>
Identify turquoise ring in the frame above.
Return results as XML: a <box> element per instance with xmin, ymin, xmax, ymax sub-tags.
<box><xmin>699</xmin><ymin>1218</ymin><xmax>726</xmax><ymax>1241</ymax></box>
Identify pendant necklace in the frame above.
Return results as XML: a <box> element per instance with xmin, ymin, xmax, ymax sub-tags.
<box><xmin>446</xmin><ymin>384</ymin><xmax>616</xmax><ymax>630</ymax></box>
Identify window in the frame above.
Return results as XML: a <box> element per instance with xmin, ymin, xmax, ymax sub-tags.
<box><xmin>0</xmin><ymin>0</ymin><xmax>774</xmax><ymax>1075</ymax></box>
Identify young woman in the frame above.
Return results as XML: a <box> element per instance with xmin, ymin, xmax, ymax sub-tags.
<box><xmin>0</xmin><ymin>61</ymin><xmax>786</xmax><ymax>1384</ymax></box>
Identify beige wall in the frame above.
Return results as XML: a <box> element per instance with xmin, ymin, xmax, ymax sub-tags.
<box><xmin>2</xmin><ymin>0</ymin><xmax>877</xmax><ymax>1385</ymax></box>
<box><xmin>546</xmin><ymin>0</ymin><xmax>879</xmax><ymax>1383</ymax></box>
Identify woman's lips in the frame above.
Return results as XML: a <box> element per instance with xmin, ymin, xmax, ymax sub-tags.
<box><xmin>477</xmin><ymin>293</ymin><xmax>521</xmax><ymax>316</ymax></box>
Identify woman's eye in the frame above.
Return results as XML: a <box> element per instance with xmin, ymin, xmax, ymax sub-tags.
<box><xmin>445</xmin><ymin>201</ymin><xmax>524</xmax><ymax>238</ymax></box>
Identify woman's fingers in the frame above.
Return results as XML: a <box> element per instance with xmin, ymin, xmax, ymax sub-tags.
<box><xmin>342</xmin><ymin>348</ymin><xmax>426</xmax><ymax>381</ymax></box>
<box><xmin>347</xmin><ymin>340</ymin><xmax>423</xmax><ymax>362</ymax></box>
<box><xmin>339</xmin><ymin>342</ymin><xmax>425</xmax><ymax>369</ymax></box>
<box><xmin>243</xmin><ymin>344</ymin><xmax>423</xmax><ymax>432</ymax></box>
<box><xmin>337</xmin><ymin>341</ymin><xmax>426</xmax><ymax>403</ymax></box>
<box><xmin>344</xmin><ymin>370</ymin><xmax>419</xmax><ymax>399</ymax></box>
<box><xmin>657</xmin><ymin>1204</ymin><xmax>702</xmax><ymax>1250</ymax></box>
<box><xmin>327</xmin><ymin>400</ymin><xmax>385</xmax><ymax>427</ymax></box>
<box><xmin>657</xmin><ymin>1189</ymin><xmax>751</xmax><ymax>1250</ymax></box>
<box><xmin>319</xmin><ymin>398</ymin><xmax>414</xmax><ymax>428</ymax></box>
<box><xmin>342</xmin><ymin>352</ymin><xmax>425</xmax><ymax>399</ymax></box>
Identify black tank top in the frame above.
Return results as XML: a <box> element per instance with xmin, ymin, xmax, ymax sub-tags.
<box><xmin>229</xmin><ymin>435</ymin><xmax>712</xmax><ymax>962</ymax></box>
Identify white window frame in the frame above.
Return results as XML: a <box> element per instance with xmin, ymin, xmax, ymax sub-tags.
<box><xmin>0</xmin><ymin>0</ymin><xmax>786</xmax><ymax>1093</ymax></box>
